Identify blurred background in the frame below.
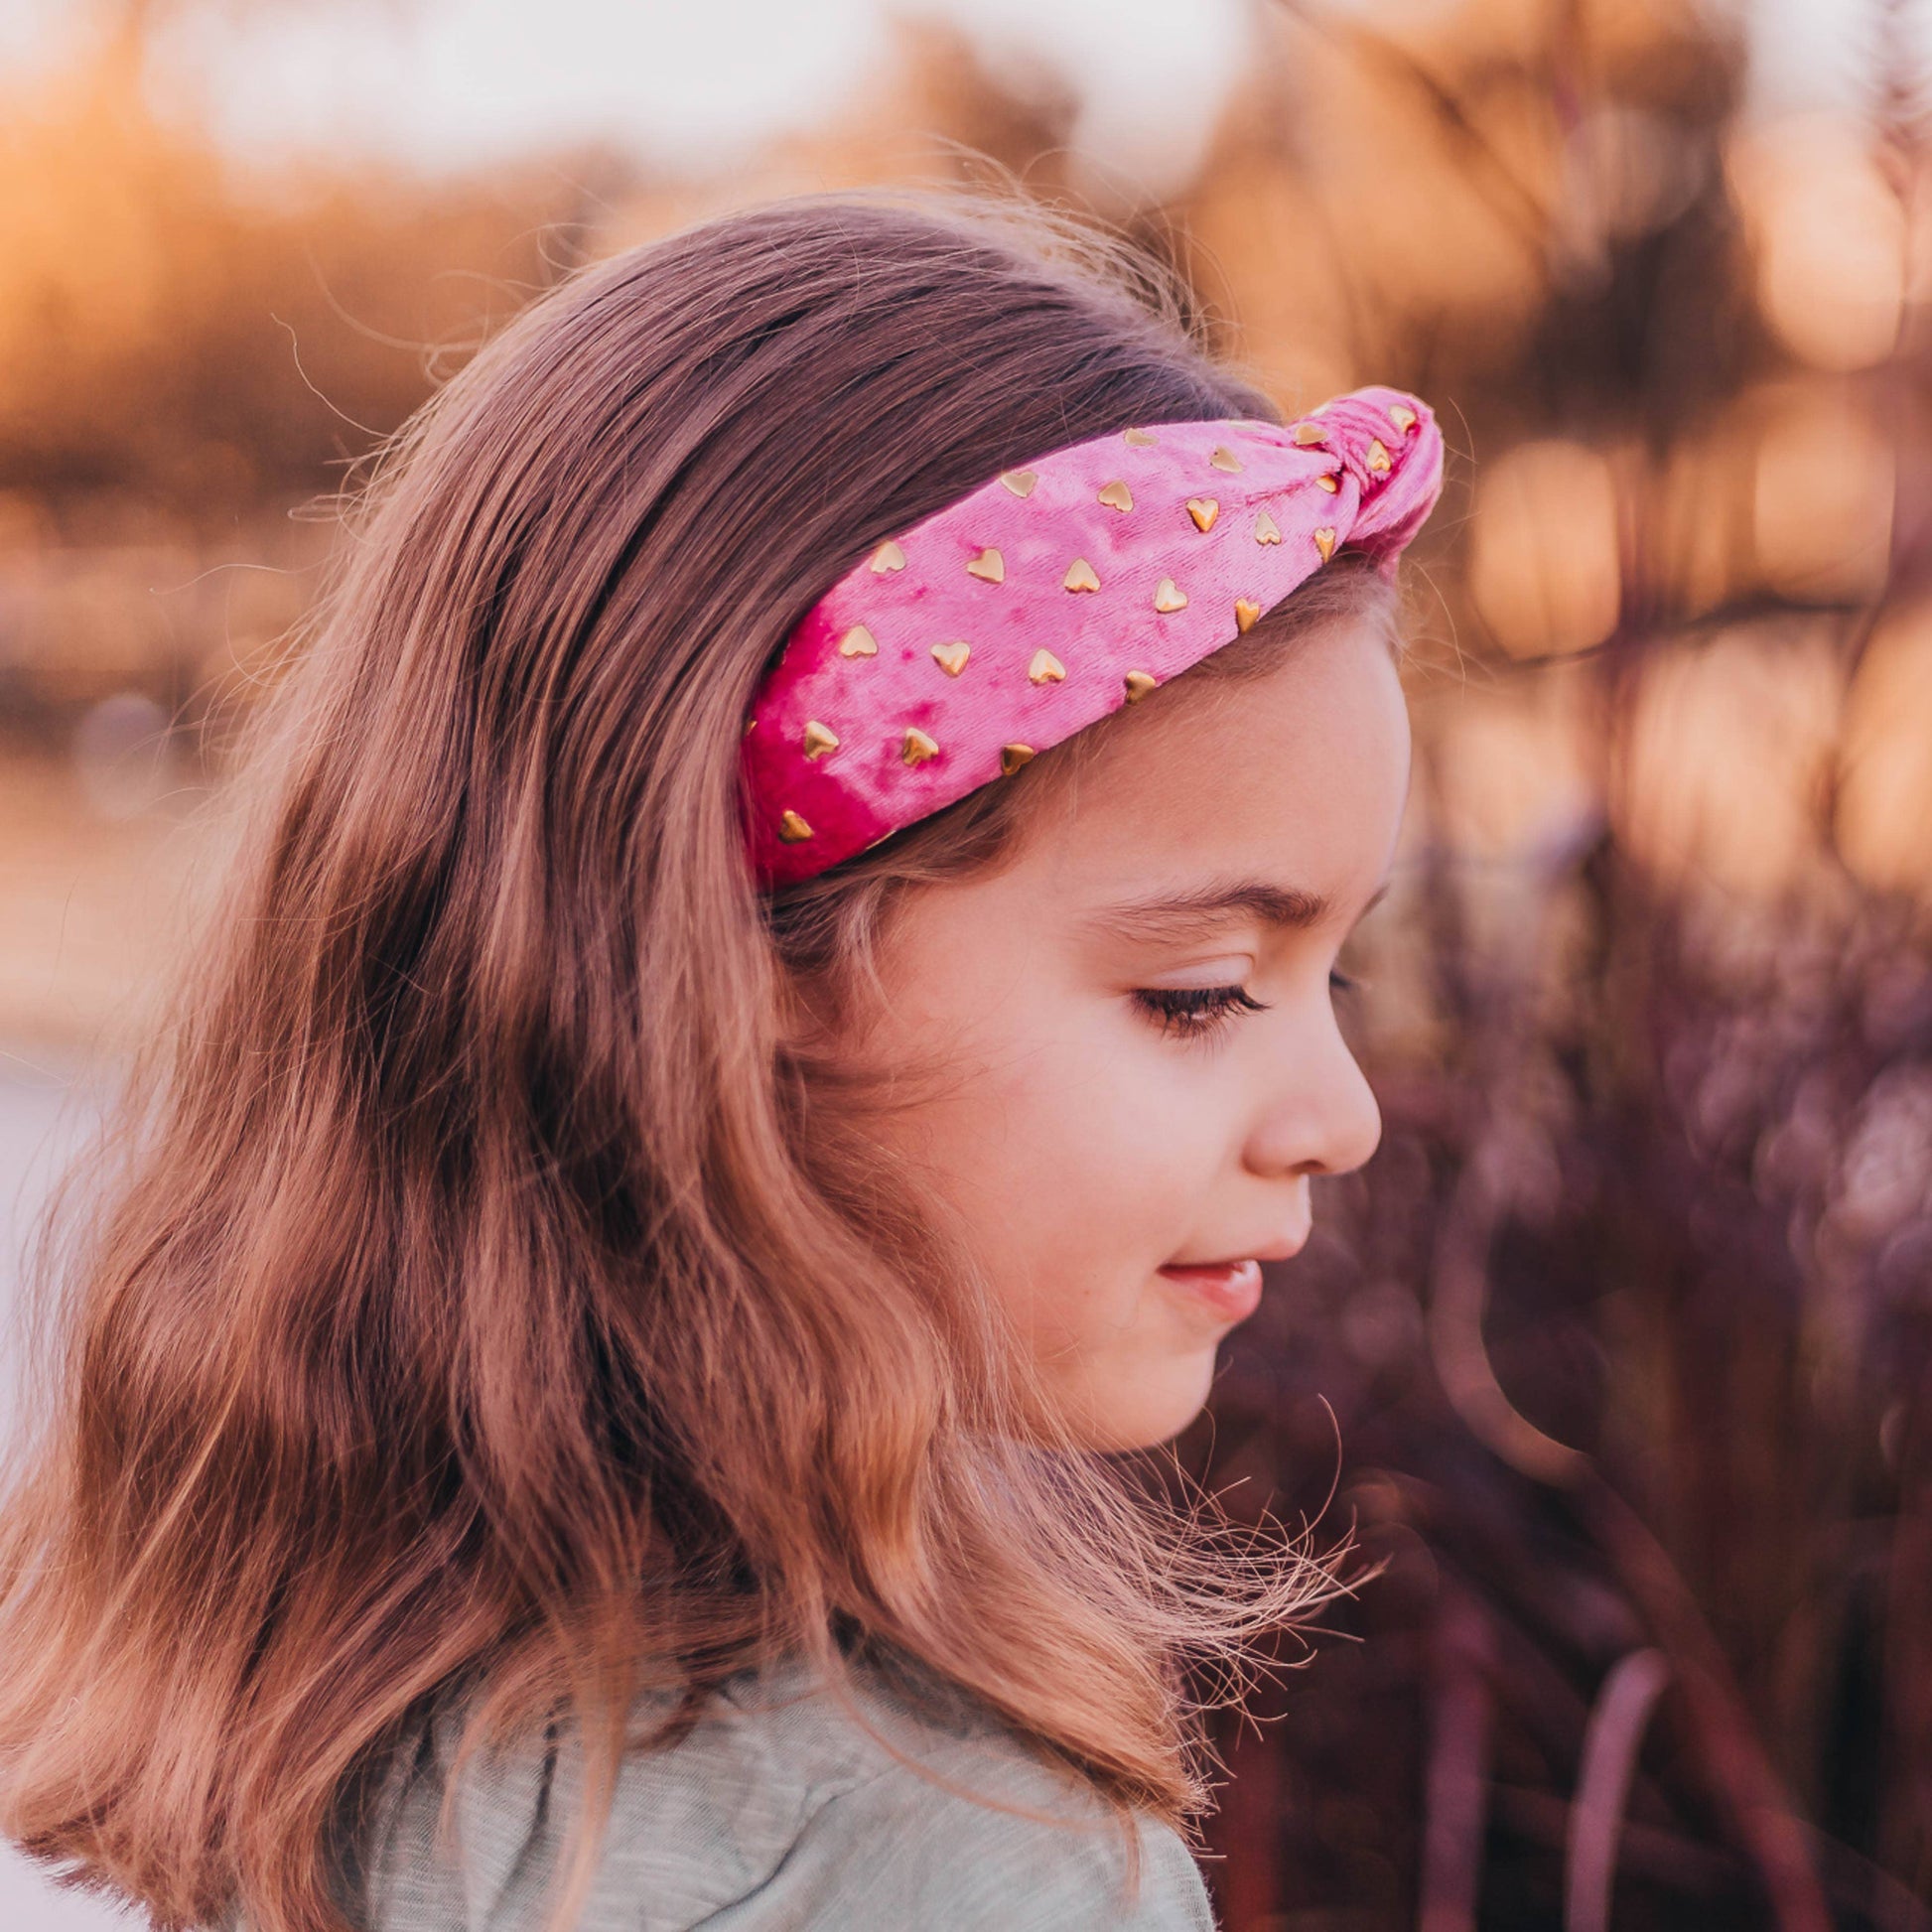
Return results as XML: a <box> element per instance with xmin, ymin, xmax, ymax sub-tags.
<box><xmin>3</xmin><ymin>0</ymin><xmax>1931</xmax><ymax>1926</ymax></box>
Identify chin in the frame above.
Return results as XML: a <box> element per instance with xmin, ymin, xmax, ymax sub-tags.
<box><xmin>1086</xmin><ymin>1354</ymin><xmax>1221</xmax><ymax>1451</ymax></box>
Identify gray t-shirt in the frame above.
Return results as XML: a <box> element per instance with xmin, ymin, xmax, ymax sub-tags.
<box><xmin>335</xmin><ymin>1653</ymin><xmax>1219</xmax><ymax>1931</ymax></box>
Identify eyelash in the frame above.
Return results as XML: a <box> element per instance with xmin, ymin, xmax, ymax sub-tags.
<box><xmin>1134</xmin><ymin>970</ymin><xmax>1364</xmax><ymax>1039</ymax></box>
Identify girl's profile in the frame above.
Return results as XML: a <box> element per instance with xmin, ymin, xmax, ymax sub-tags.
<box><xmin>0</xmin><ymin>187</ymin><xmax>1443</xmax><ymax>1931</ymax></box>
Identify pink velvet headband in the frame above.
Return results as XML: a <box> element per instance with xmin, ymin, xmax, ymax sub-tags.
<box><xmin>740</xmin><ymin>382</ymin><xmax>1444</xmax><ymax>889</ymax></box>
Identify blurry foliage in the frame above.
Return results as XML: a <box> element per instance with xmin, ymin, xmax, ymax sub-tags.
<box><xmin>0</xmin><ymin>19</ymin><xmax>610</xmax><ymax>513</ymax></box>
<box><xmin>0</xmin><ymin>12</ymin><xmax>623</xmax><ymax>736</ymax></box>
<box><xmin>1161</xmin><ymin>3</ymin><xmax>1932</xmax><ymax>1927</ymax></box>
<box><xmin>5</xmin><ymin>0</ymin><xmax>1932</xmax><ymax>1925</ymax></box>
<box><xmin>1188</xmin><ymin>860</ymin><xmax>1932</xmax><ymax>1931</ymax></box>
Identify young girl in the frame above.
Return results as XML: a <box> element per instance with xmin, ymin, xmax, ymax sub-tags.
<box><xmin>0</xmin><ymin>188</ymin><xmax>1443</xmax><ymax>1931</ymax></box>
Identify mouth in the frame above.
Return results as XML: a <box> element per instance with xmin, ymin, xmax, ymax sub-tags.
<box><xmin>1155</xmin><ymin>1257</ymin><xmax>1266</xmax><ymax>1322</ymax></box>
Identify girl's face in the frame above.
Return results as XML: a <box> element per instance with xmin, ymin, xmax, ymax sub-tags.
<box><xmin>843</xmin><ymin>614</ymin><xmax>1411</xmax><ymax>1451</ymax></box>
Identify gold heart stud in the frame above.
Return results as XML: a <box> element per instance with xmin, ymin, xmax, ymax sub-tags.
<box><xmin>802</xmin><ymin>720</ymin><xmax>839</xmax><ymax>759</ymax></box>
<box><xmin>1366</xmin><ymin>438</ymin><xmax>1392</xmax><ymax>474</ymax></box>
<box><xmin>999</xmin><ymin>469</ymin><xmax>1038</xmax><ymax>496</ymax></box>
<box><xmin>870</xmin><ymin>539</ymin><xmax>905</xmax><ymax>573</ymax></box>
<box><xmin>929</xmin><ymin>640</ymin><xmax>971</xmax><ymax>676</ymax></box>
<box><xmin>1153</xmin><ymin>577</ymin><xmax>1188</xmax><ymax>613</ymax></box>
<box><xmin>1062</xmin><ymin>557</ymin><xmax>1101</xmax><ymax>593</ymax></box>
<box><xmin>838</xmin><ymin>623</ymin><xmax>879</xmax><ymax>657</ymax></box>
<box><xmin>1209</xmin><ymin>446</ymin><xmax>1244</xmax><ymax>473</ymax></box>
<box><xmin>1000</xmin><ymin>743</ymin><xmax>1035</xmax><ymax>774</ymax></box>
<box><xmin>777</xmin><ymin>809</ymin><xmax>813</xmax><ymax>843</ymax></box>
<box><xmin>1254</xmin><ymin>509</ymin><xmax>1282</xmax><ymax>545</ymax></box>
<box><xmin>1123</xmin><ymin>670</ymin><xmax>1158</xmax><ymax>703</ymax></box>
<box><xmin>965</xmin><ymin>547</ymin><xmax>1004</xmax><ymax>583</ymax></box>
<box><xmin>1315</xmin><ymin>474</ymin><xmax>1339</xmax><ymax>493</ymax></box>
<box><xmin>1312</xmin><ymin>527</ymin><xmax>1337</xmax><ymax>562</ymax></box>
<box><xmin>1029</xmin><ymin>648</ymin><xmax>1066</xmax><ymax>684</ymax></box>
<box><xmin>1097</xmin><ymin>480</ymin><xmax>1134</xmax><ymax>511</ymax></box>
<box><xmin>1389</xmin><ymin>403</ymin><xmax>1418</xmax><ymax>434</ymax></box>
<box><xmin>1234</xmin><ymin>598</ymin><xmax>1263</xmax><ymax>633</ymax></box>
<box><xmin>1123</xmin><ymin>427</ymin><xmax>1158</xmax><ymax>447</ymax></box>
<box><xmin>1294</xmin><ymin>423</ymin><xmax>1327</xmax><ymax>446</ymax></box>
<box><xmin>901</xmin><ymin>727</ymin><xmax>939</xmax><ymax>765</ymax></box>
<box><xmin>1185</xmin><ymin>497</ymin><xmax>1219</xmax><ymax>532</ymax></box>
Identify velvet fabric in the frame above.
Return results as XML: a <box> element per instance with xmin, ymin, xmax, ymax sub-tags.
<box><xmin>740</xmin><ymin>383</ymin><xmax>1445</xmax><ymax>889</ymax></box>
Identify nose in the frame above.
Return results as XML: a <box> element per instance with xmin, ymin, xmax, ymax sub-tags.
<box><xmin>1240</xmin><ymin>1003</ymin><xmax>1384</xmax><ymax>1181</ymax></box>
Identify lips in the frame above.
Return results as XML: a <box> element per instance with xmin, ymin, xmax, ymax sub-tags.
<box><xmin>1156</xmin><ymin>1257</ymin><xmax>1266</xmax><ymax>1321</ymax></box>
<box><xmin>1166</xmin><ymin>1233</ymin><xmax>1310</xmax><ymax>1271</ymax></box>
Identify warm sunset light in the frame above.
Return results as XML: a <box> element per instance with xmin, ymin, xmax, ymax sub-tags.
<box><xmin>1730</xmin><ymin>111</ymin><xmax>1908</xmax><ymax>373</ymax></box>
<box><xmin>1838</xmin><ymin>598</ymin><xmax>1932</xmax><ymax>898</ymax></box>
<box><xmin>1467</xmin><ymin>439</ymin><xmax>1622</xmax><ymax>659</ymax></box>
<box><xmin>5</xmin><ymin>5</ymin><xmax>1932</xmax><ymax>1931</ymax></box>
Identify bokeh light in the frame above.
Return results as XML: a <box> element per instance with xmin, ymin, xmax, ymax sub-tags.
<box><xmin>1468</xmin><ymin>439</ymin><xmax>1622</xmax><ymax>658</ymax></box>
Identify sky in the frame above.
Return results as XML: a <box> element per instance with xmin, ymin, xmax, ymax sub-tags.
<box><xmin>0</xmin><ymin>0</ymin><xmax>1902</xmax><ymax>198</ymax></box>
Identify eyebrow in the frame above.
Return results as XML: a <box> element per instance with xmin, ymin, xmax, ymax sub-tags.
<box><xmin>1079</xmin><ymin>876</ymin><xmax>1393</xmax><ymax>944</ymax></box>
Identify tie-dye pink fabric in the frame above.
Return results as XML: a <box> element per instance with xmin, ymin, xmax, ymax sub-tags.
<box><xmin>741</xmin><ymin>383</ymin><xmax>1445</xmax><ymax>888</ymax></box>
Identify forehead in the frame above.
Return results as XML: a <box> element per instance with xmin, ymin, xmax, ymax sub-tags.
<box><xmin>1007</xmin><ymin>615</ymin><xmax>1412</xmax><ymax>916</ymax></box>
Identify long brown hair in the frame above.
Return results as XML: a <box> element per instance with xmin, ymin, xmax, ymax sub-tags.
<box><xmin>0</xmin><ymin>186</ymin><xmax>1405</xmax><ymax>1932</ymax></box>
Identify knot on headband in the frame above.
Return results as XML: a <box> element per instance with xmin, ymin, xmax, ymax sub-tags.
<box><xmin>741</xmin><ymin>383</ymin><xmax>1445</xmax><ymax>889</ymax></box>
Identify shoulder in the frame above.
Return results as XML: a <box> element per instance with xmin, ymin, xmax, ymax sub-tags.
<box><xmin>349</xmin><ymin>1654</ymin><xmax>1217</xmax><ymax>1932</ymax></box>
<box><xmin>767</xmin><ymin>1731</ymin><xmax>1219</xmax><ymax>1931</ymax></box>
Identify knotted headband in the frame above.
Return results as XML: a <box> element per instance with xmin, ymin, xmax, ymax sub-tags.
<box><xmin>741</xmin><ymin>382</ymin><xmax>1444</xmax><ymax>889</ymax></box>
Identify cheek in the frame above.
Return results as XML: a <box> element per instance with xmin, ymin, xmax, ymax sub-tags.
<box><xmin>955</xmin><ymin>1028</ymin><xmax>1239</xmax><ymax>1452</ymax></box>
<box><xmin>844</xmin><ymin>903</ymin><xmax>1238</xmax><ymax>1439</ymax></box>
<box><xmin>932</xmin><ymin>1015</ymin><xmax>1223</xmax><ymax>1331</ymax></box>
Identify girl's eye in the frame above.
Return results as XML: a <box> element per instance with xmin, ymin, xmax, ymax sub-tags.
<box><xmin>1133</xmin><ymin>984</ymin><xmax>1271</xmax><ymax>1039</ymax></box>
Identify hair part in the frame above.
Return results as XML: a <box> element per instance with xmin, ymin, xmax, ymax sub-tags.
<box><xmin>0</xmin><ymin>185</ymin><xmax>1400</xmax><ymax>1932</ymax></box>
